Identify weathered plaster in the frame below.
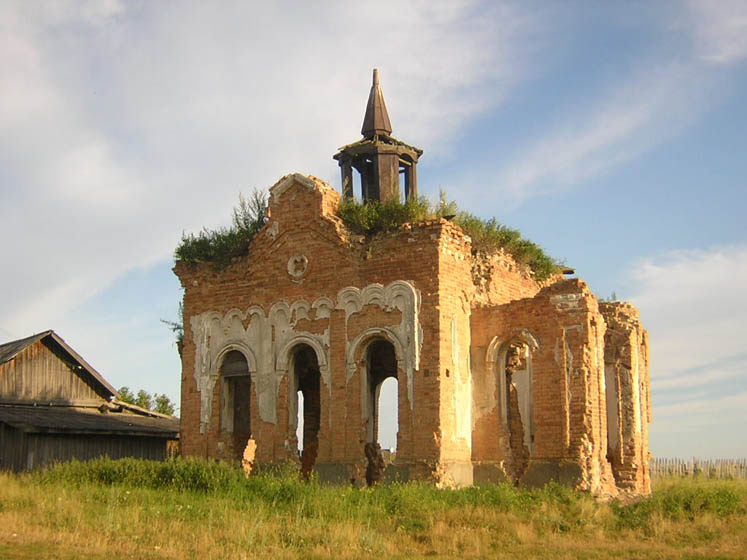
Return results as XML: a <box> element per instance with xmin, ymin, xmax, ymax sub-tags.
<box><xmin>190</xmin><ymin>298</ymin><xmax>331</xmax><ymax>429</ymax></box>
<box><xmin>339</xmin><ymin>280</ymin><xmax>422</xmax><ymax>409</ymax></box>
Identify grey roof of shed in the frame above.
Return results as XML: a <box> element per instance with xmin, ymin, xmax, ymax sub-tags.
<box><xmin>0</xmin><ymin>404</ymin><xmax>179</xmax><ymax>437</ymax></box>
<box><xmin>0</xmin><ymin>330</ymin><xmax>118</xmax><ymax>397</ymax></box>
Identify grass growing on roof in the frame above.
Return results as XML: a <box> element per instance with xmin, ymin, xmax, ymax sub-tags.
<box><xmin>339</xmin><ymin>191</ymin><xmax>560</xmax><ymax>281</ymax></box>
<box><xmin>174</xmin><ymin>186</ymin><xmax>558</xmax><ymax>280</ymax></box>
<box><xmin>175</xmin><ymin>189</ymin><xmax>267</xmax><ymax>269</ymax></box>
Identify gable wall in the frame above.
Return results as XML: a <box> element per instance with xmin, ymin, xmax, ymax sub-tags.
<box><xmin>0</xmin><ymin>340</ymin><xmax>107</xmax><ymax>404</ymax></box>
<box><xmin>176</xmin><ymin>178</ymin><xmax>452</xmax><ymax>479</ymax></box>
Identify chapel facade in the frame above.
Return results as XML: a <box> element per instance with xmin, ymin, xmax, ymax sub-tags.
<box><xmin>174</xmin><ymin>70</ymin><xmax>651</xmax><ymax>496</ymax></box>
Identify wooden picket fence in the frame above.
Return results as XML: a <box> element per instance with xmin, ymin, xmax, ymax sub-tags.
<box><xmin>650</xmin><ymin>457</ymin><xmax>747</xmax><ymax>479</ymax></box>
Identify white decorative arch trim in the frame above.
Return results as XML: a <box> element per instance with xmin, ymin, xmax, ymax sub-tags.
<box><xmin>337</xmin><ymin>279</ymin><xmax>422</xmax><ymax>379</ymax></box>
<box><xmin>276</xmin><ymin>335</ymin><xmax>329</xmax><ymax>371</ymax></box>
<box><xmin>190</xmin><ymin>295</ymin><xmax>332</xmax><ymax>430</ymax></box>
<box><xmin>486</xmin><ymin>328</ymin><xmax>539</xmax><ymax>453</ymax></box>
<box><xmin>216</xmin><ymin>342</ymin><xmax>258</xmax><ymax>374</ymax></box>
<box><xmin>312</xmin><ymin>297</ymin><xmax>334</xmax><ymax>319</ymax></box>
<box><xmin>346</xmin><ymin>326</ymin><xmax>412</xmax><ymax>411</ymax></box>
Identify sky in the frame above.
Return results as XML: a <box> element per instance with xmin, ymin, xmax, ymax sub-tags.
<box><xmin>1</xmin><ymin>0</ymin><xmax>746</xmax><ymax>458</ymax></box>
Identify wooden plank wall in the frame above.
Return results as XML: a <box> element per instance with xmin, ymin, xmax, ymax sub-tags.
<box><xmin>0</xmin><ymin>340</ymin><xmax>106</xmax><ymax>403</ymax></box>
<box><xmin>0</xmin><ymin>427</ymin><xmax>169</xmax><ymax>472</ymax></box>
<box><xmin>650</xmin><ymin>457</ymin><xmax>747</xmax><ymax>479</ymax></box>
<box><xmin>0</xmin><ymin>423</ymin><xmax>28</xmax><ymax>471</ymax></box>
<box><xmin>25</xmin><ymin>434</ymin><xmax>168</xmax><ymax>470</ymax></box>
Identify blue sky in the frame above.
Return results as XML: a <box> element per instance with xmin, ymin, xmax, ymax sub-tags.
<box><xmin>1</xmin><ymin>0</ymin><xmax>745</xmax><ymax>458</ymax></box>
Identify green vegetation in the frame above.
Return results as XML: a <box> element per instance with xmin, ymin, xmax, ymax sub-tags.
<box><xmin>2</xmin><ymin>458</ymin><xmax>746</xmax><ymax>559</ymax></box>
<box><xmin>173</xmin><ymin>188</ymin><xmax>558</xmax><ymax>280</ymax></box>
<box><xmin>451</xmin><ymin>213</ymin><xmax>557</xmax><ymax>281</ymax></box>
<box><xmin>337</xmin><ymin>195</ymin><xmax>433</xmax><ymax>234</ymax></box>
<box><xmin>117</xmin><ymin>387</ymin><xmax>176</xmax><ymax>416</ymax></box>
<box><xmin>160</xmin><ymin>302</ymin><xmax>185</xmax><ymax>349</ymax></box>
<box><xmin>175</xmin><ymin>189</ymin><xmax>267</xmax><ymax>269</ymax></box>
<box><xmin>339</xmin><ymin>192</ymin><xmax>559</xmax><ymax>281</ymax></box>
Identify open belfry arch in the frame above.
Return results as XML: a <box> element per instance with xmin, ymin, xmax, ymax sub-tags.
<box><xmin>175</xmin><ymin>69</ymin><xmax>651</xmax><ymax>497</ymax></box>
<box><xmin>334</xmin><ymin>69</ymin><xmax>422</xmax><ymax>203</ymax></box>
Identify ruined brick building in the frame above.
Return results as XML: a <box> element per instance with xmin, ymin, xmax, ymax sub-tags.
<box><xmin>175</xmin><ymin>70</ymin><xmax>651</xmax><ymax>497</ymax></box>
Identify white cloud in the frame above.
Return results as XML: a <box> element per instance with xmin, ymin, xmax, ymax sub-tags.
<box><xmin>628</xmin><ymin>245</ymin><xmax>747</xmax><ymax>376</ymax></box>
<box><xmin>627</xmin><ymin>244</ymin><xmax>747</xmax><ymax>457</ymax></box>
<box><xmin>650</xmin><ymin>390</ymin><xmax>747</xmax><ymax>457</ymax></box>
<box><xmin>494</xmin><ymin>62</ymin><xmax>705</xmax><ymax>202</ymax></box>
<box><xmin>686</xmin><ymin>0</ymin><xmax>747</xmax><ymax>65</ymax></box>
<box><xmin>0</xmin><ymin>1</ymin><xmax>537</xmax><ymax>337</ymax></box>
<box><xmin>452</xmin><ymin>1</ymin><xmax>747</xmax><ymax>208</ymax></box>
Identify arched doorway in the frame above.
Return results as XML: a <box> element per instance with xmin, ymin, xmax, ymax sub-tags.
<box><xmin>291</xmin><ymin>344</ymin><xmax>321</xmax><ymax>475</ymax></box>
<box><xmin>366</xmin><ymin>339</ymin><xmax>398</xmax><ymax>453</ymax></box>
<box><xmin>219</xmin><ymin>350</ymin><xmax>251</xmax><ymax>455</ymax></box>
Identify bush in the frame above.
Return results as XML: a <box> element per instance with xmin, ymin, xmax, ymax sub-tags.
<box><xmin>451</xmin><ymin>212</ymin><xmax>557</xmax><ymax>281</ymax></box>
<box><xmin>338</xmin><ymin>195</ymin><xmax>432</xmax><ymax>235</ymax></box>
<box><xmin>37</xmin><ymin>457</ymin><xmax>248</xmax><ymax>494</ymax></box>
<box><xmin>175</xmin><ymin>189</ymin><xmax>267</xmax><ymax>269</ymax></box>
<box><xmin>613</xmin><ymin>479</ymin><xmax>744</xmax><ymax>530</ymax></box>
<box><xmin>338</xmin><ymin>192</ymin><xmax>559</xmax><ymax>281</ymax></box>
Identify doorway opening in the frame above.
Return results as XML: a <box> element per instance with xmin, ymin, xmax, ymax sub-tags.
<box><xmin>366</xmin><ymin>339</ymin><xmax>398</xmax><ymax>454</ymax></box>
<box><xmin>219</xmin><ymin>350</ymin><xmax>251</xmax><ymax>455</ymax></box>
<box><xmin>292</xmin><ymin>344</ymin><xmax>321</xmax><ymax>477</ymax></box>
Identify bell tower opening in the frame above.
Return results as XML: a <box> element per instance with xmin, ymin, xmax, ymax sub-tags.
<box><xmin>333</xmin><ymin>69</ymin><xmax>423</xmax><ymax>204</ymax></box>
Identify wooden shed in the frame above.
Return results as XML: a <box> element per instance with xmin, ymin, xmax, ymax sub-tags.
<box><xmin>0</xmin><ymin>330</ymin><xmax>179</xmax><ymax>471</ymax></box>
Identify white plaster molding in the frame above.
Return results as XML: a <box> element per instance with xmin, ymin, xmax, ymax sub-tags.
<box><xmin>347</xmin><ymin>326</ymin><xmax>411</xmax><ymax>412</ymax></box>
<box><xmin>312</xmin><ymin>297</ymin><xmax>334</xmax><ymax>319</ymax></box>
<box><xmin>189</xmin><ymin>295</ymin><xmax>332</xmax><ymax>430</ymax></box>
<box><xmin>486</xmin><ymin>329</ymin><xmax>539</xmax><ymax>449</ymax></box>
<box><xmin>451</xmin><ymin>316</ymin><xmax>472</xmax><ymax>447</ymax></box>
<box><xmin>337</xmin><ymin>280</ymin><xmax>422</xmax><ymax>380</ymax></box>
<box><xmin>270</xmin><ymin>173</ymin><xmax>317</xmax><ymax>204</ymax></box>
<box><xmin>337</xmin><ymin>287</ymin><xmax>363</xmax><ymax>319</ymax></box>
<box><xmin>215</xmin><ymin>342</ymin><xmax>258</xmax><ymax>374</ymax></box>
<box><xmin>276</xmin><ymin>334</ymin><xmax>329</xmax><ymax>370</ymax></box>
<box><xmin>290</xmin><ymin>300</ymin><xmax>312</xmax><ymax>323</ymax></box>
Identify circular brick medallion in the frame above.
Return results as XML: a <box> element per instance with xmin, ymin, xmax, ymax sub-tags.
<box><xmin>287</xmin><ymin>254</ymin><xmax>308</xmax><ymax>279</ymax></box>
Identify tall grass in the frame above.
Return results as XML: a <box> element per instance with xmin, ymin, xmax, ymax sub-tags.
<box><xmin>2</xmin><ymin>459</ymin><xmax>746</xmax><ymax>559</ymax></box>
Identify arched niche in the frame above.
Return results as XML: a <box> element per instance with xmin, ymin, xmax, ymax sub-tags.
<box><xmin>217</xmin><ymin>346</ymin><xmax>256</xmax><ymax>454</ymax></box>
<box><xmin>486</xmin><ymin>330</ymin><xmax>539</xmax><ymax>471</ymax></box>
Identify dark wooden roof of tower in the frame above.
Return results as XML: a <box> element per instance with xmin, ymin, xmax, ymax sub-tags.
<box><xmin>361</xmin><ymin>68</ymin><xmax>392</xmax><ymax>138</ymax></box>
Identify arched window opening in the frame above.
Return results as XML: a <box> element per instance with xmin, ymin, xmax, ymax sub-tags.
<box><xmin>219</xmin><ymin>350</ymin><xmax>251</xmax><ymax>454</ymax></box>
<box><xmin>377</xmin><ymin>377</ymin><xmax>398</xmax><ymax>453</ymax></box>
<box><xmin>366</xmin><ymin>339</ymin><xmax>398</xmax><ymax>453</ymax></box>
<box><xmin>292</xmin><ymin>344</ymin><xmax>320</xmax><ymax>476</ymax></box>
<box><xmin>503</xmin><ymin>341</ymin><xmax>534</xmax><ymax>478</ymax></box>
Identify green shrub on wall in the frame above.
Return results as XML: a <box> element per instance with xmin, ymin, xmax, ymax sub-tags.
<box><xmin>174</xmin><ymin>187</ymin><xmax>558</xmax><ymax>281</ymax></box>
<box><xmin>175</xmin><ymin>189</ymin><xmax>267</xmax><ymax>269</ymax></box>
<box><xmin>339</xmin><ymin>192</ymin><xmax>559</xmax><ymax>281</ymax></box>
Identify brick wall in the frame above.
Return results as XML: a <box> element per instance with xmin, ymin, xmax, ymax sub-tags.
<box><xmin>174</xmin><ymin>173</ymin><xmax>651</xmax><ymax>496</ymax></box>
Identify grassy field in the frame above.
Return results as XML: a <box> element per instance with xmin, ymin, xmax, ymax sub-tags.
<box><xmin>1</xmin><ymin>458</ymin><xmax>746</xmax><ymax>559</ymax></box>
